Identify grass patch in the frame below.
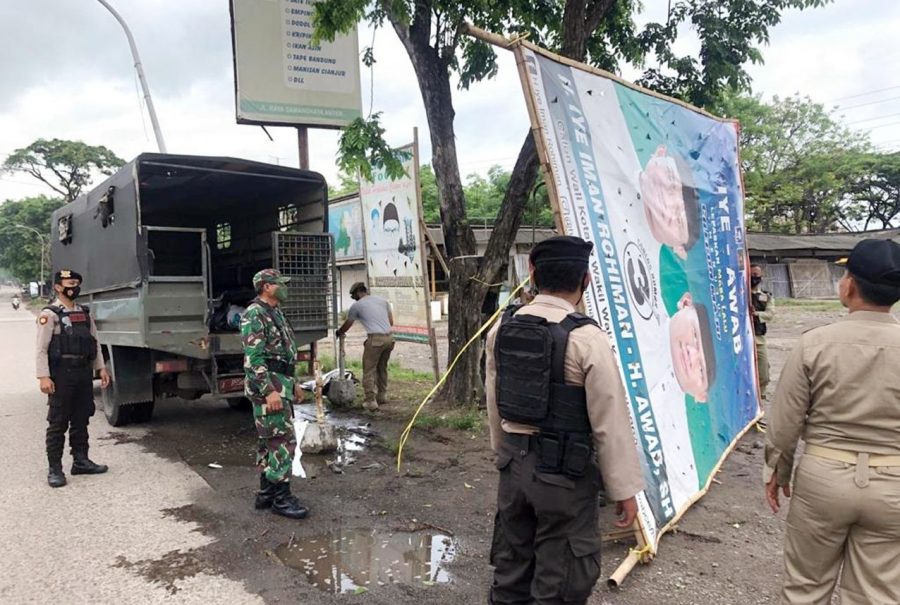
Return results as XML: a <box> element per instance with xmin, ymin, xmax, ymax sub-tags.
<box><xmin>414</xmin><ymin>407</ymin><xmax>484</xmax><ymax>432</ymax></box>
<box><xmin>776</xmin><ymin>298</ymin><xmax>844</xmax><ymax>312</ymax></box>
<box><xmin>316</xmin><ymin>354</ymin><xmax>434</xmax><ymax>382</ymax></box>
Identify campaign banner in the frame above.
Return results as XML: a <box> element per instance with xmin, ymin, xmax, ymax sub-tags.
<box><xmin>359</xmin><ymin>143</ymin><xmax>431</xmax><ymax>344</ymax></box>
<box><xmin>516</xmin><ymin>47</ymin><xmax>760</xmax><ymax>550</ymax></box>
<box><xmin>328</xmin><ymin>195</ymin><xmax>365</xmax><ymax>263</ymax></box>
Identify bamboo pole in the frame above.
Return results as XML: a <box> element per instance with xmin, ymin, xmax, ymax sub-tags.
<box><xmin>421</xmin><ymin>218</ymin><xmax>450</xmax><ymax>275</ymax></box>
<box><xmin>608</xmin><ymin>551</ymin><xmax>641</xmax><ymax>590</ymax></box>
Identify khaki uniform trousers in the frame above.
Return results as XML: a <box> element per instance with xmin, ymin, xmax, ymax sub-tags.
<box><xmin>362</xmin><ymin>334</ymin><xmax>394</xmax><ymax>405</ymax></box>
<box><xmin>781</xmin><ymin>454</ymin><xmax>900</xmax><ymax>605</ymax></box>
<box><xmin>756</xmin><ymin>341</ymin><xmax>770</xmax><ymax>399</ymax></box>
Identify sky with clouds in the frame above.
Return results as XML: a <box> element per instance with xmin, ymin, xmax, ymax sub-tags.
<box><xmin>1</xmin><ymin>0</ymin><xmax>899</xmax><ymax>204</ymax></box>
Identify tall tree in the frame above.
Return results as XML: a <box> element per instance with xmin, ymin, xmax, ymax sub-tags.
<box><xmin>316</xmin><ymin>0</ymin><xmax>832</xmax><ymax>406</ymax></box>
<box><xmin>3</xmin><ymin>139</ymin><xmax>124</xmax><ymax>203</ymax></box>
<box><xmin>842</xmin><ymin>152</ymin><xmax>900</xmax><ymax>230</ymax></box>
<box><xmin>0</xmin><ymin>195</ymin><xmax>65</xmax><ymax>283</ymax></box>
<box><xmin>716</xmin><ymin>92</ymin><xmax>870</xmax><ymax>232</ymax></box>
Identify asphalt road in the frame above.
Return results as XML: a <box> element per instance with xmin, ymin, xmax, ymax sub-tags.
<box><xmin>0</xmin><ymin>288</ymin><xmax>262</xmax><ymax>604</ymax></box>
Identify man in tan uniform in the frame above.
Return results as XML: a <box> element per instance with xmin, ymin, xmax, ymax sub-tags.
<box><xmin>36</xmin><ymin>269</ymin><xmax>110</xmax><ymax>487</ymax></box>
<box><xmin>486</xmin><ymin>236</ymin><xmax>644</xmax><ymax>604</ymax></box>
<box><xmin>764</xmin><ymin>238</ymin><xmax>900</xmax><ymax>605</ymax></box>
<box><xmin>750</xmin><ymin>264</ymin><xmax>775</xmax><ymax>399</ymax></box>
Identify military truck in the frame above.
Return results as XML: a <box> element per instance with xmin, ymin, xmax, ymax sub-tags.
<box><xmin>49</xmin><ymin>153</ymin><xmax>335</xmax><ymax>426</ymax></box>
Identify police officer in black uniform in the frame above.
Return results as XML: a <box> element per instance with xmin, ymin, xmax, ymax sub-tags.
<box><xmin>485</xmin><ymin>236</ymin><xmax>644</xmax><ymax>604</ymax></box>
<box><xmin>35</xmin><ymin>270</ymin><xmax>110</xmax><ymax>488</ymax></box>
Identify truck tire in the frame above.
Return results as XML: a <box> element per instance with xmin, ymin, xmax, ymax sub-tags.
<box><xmin>131</xmin><ymin>401</ymin><xmax>155</xmax><ymax>423</ymax></box>
<box><xmin>102</xmin><ymin>381</ymin><xmax>133</xmax><ymax>427</ymax></box>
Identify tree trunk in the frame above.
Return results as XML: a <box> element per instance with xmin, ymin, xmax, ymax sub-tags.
<box><xmin>442</xmin><ymin>256</ymin><xmax>487</xmax><ymax>406</ymax></box>
<box><xmin>388</xmin><ymin>2</ymin><xmax>617</xmax><ymax>407</ymax></box>
<box><xmin>440</xmin><ymin>134</ymin><xmax>542</xmax><ymax>406</ymax></box>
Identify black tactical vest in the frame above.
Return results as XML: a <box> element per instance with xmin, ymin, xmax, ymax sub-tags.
<box><xmin>751</xmin><ymin>290</ymin><xmax>770</xmax><ymax>336</ymax></box>
<box><xmin>44</xmin><ymin>305</ymin><xmax>97</xmax><ymax>362</ymax></box>
<box><xmin>494</xmin><ymin>305</ymin><xmax>595</xmax><ymax>435</ymax></box>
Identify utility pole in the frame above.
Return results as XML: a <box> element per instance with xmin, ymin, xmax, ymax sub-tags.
<box><xmin>96</xmin><ymin>0</ymin><xmax>167</xmax><ymax>153</ymax></box>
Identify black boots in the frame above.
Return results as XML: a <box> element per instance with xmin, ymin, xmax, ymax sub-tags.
<box><xmin>271</xmin><ymin>481</ymin><xmax>308</xmax><ymax>519</ymax></box>
<box><xmin>254</xmin><ymin>474</ymin><xmax>278</xmax><ymax>509</ymax></box>
<box><xmin>47</xmin><ymin>457</ymin><xmax>107</xmax><ymax>487</ymax></box>
<box><xmin>48</xmin><ymin>466</ymin><xmax>66</xmax><ymax>488</ymax></box>
<box><xmin>254</xmin><ymin>475</ymin><xmax>308</xmax><ymax>519</ymax></box>
<box><xmin>71</xmin><ymin>456</ymin><xmax>109</xmax><ymax>475</ymax></box>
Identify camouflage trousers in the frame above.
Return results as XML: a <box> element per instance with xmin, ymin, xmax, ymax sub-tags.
<box><xmin>252</xmin><ymin>399</ymin><xmax>296</xmax><ymax>483</ymax></box>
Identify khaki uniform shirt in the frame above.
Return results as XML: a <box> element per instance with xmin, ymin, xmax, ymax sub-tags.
<box><xmin>764</xmin><ymin>310</ymin><xmax>900</xmax><ymax>485</ymax></box>
<box><xmin>751</xmin><ymin>286</ymin><xmax>775</xmax><ymax>346</ymax></box>
<box><xmin>485</xmin><ymin>295</ymin><xmax>645</xmax><ymax>501</ymax></box>
<box><xmin>35</xmin><ymin>301</ymin><xmax>105</xmax><ymax>378</ymax></box>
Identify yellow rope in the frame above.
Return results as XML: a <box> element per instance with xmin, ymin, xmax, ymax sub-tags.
<box><xmin>469</xmin><ymin>276</ymin><xmax>506</xmax><ymax>288</ymax></box>
<box><xmin>629</xmin><ymin>544</ymin><xmax>652</xmax><ymax>558</ymax></box>
<box><xmin>396</xmin><ymin>277</ymin><xmax>531</xmax><ymax>472</ymax></box>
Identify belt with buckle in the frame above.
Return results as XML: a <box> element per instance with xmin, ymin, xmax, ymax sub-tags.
<box><xmin>805</xmin><ymin>444</ymin><xmax>900</xmax><ymax>467</ymax></box>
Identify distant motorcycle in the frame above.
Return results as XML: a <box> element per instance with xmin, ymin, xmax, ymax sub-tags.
<box><xmin>11</xmin><ymin>297</ymin><xmax>20</xmax><ymax>310</ymax></box>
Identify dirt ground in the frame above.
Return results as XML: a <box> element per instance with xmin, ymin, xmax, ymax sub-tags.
<box><xmin>113</xmin><ymin>302</ymin><xmax>862</xmax><ymax>603</ymax></box>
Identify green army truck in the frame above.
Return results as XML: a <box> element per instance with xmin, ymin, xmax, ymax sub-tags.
<box><xmin>49</xmin><ymin>153</ymin><xmax>335</xmax><ymax>426</ymax></box>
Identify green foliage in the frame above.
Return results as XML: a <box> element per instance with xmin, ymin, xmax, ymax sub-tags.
<box><xmin>2</xmin><ymin>139</ymin><xmax>124</xmax><ymax>203</ymax></box>
<box><xmin>337</xmin><ymin>114</ymin><xmax>408</xmax><ymax>182</ymax></box>
<box><xmin>638</xmin><ymin>0</ymin><xmax>831</xmax><ymax>107</ymax></box>
<box><xmin>714</xmin><ymin>92</ymin><xmax>883</xmax><ymax>233</ymax></box>
<box><xmin>330</xmin><ymin>169</ymin><xmax>362</xmax><ymax>198</ymax></box>
<box><xmin>419</xmin><ymin>164</ymin><xmax>553</xmax><ymax>226</ymax></box>
<box><xmin>841</xmin><ymin>152</ymin><xmax>900</xmax><ymax>230</ymax></box>
<box><xmin>0</xmin><ymin>195</ymin><xmax>65</xmax><ymax>282</ymax></box>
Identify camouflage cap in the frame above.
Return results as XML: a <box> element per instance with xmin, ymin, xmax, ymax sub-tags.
<box><xmin>253</xmin><ymin>268</ymin><xmax>290</xmax><ymax>290</ymax></box>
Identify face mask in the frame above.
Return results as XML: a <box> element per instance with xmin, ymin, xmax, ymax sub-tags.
<box><xmin>750</xmin><ymin>277</ymin><xmax>762</xmax><ymax>287</ymax></box>
<box><xmin>274</xmin><ymin>285</ymin><xmax>289</xmax><ymax>303</ymax></box>
<box><xmin>63</xmin><ymin>286</ymin><xmax>81</xmax><ymax>300</ymax></box>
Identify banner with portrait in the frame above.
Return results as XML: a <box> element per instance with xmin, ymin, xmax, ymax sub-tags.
<box><xmin>516</xmin><ymin>46</ymin><xmax>761</xmax><ymax>551</ymax></box>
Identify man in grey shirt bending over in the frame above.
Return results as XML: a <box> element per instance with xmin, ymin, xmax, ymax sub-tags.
<box><xmin>336</xmin><ymin>282</ymin><xmax>394</xmax><ymax>411</ymax></box>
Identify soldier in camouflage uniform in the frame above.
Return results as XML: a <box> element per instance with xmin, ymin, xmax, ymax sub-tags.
<box><xmin>240</xmin><ymin>269</ymin><xmax>308</xmax><ymax>519</ymax></box>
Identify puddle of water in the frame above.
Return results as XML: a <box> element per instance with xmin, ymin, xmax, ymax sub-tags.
<box><xmin>275</xmin><ymin>529</ymin><xmax>456</xmax><ymax>595</ymax></box>
<box><xmin>293</xmin><ymin>403</ymin><xmax>374</xmax><ymax>469</ymax></box>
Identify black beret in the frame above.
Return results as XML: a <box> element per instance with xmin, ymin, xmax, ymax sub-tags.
<box><xmin>838</xmin><ymin>239</ymin><xmax>900</xmax><ymax>287</ymax></box>
<box><xmin>530</xmin><ymin>236</ymin><xmax>594</xmax><ymax>267</ymax></box>
<box><xmin>54</xmin><ymin>269</ymin><xmax>83</xmax><ymax>284</ymax></box>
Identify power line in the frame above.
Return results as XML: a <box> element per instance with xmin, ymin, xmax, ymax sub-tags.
<box><xmin>862</xmin><ymin>120</ymin><xmax>900</xmax><ymax>132</ymax></box>
<box><xmin>837</xmin><ymin>95</ymin><xmax>900</xmax><ymax>111</ymax></box>
<box><xmin>847</xmin><ymin>111</ymin><xmax>900</xmax><ymax>126</ymax></box>
<box><xmin>832</xmin><ymin>84</ymin><xmax>900</xmax><ymax>103</ymax></box>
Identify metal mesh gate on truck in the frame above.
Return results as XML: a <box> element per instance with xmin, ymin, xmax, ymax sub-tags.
<box><xmin>272</xmin><ymin>232</ymin><xmax>337</xmax><ymax>330</ymax></box>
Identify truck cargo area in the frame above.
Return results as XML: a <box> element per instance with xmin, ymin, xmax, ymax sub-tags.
<box><xmin>137</xmin><ymin>157</ymin><xmax>331</xmax><ymax>333</ymax></box>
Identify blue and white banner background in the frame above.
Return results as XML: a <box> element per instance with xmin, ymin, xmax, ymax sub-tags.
<box><xmin>518</xmin><ymin>47</ymin><xmax>760</xmax><ymax>550</ymax></box>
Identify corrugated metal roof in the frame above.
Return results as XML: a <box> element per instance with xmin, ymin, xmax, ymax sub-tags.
<box><xmin>423</xmin><ymin>225</ymin><xmax>900</xmax><ymax>256</ymax></box>
<box><xmin>426</xmin><ymin>226</ymin><xmax>557</xmax><ymax>246</ymax></box>
<box><xmin>747</xmin><ymin>229</ymin><xmax>900</xmax><ymax>255</ymax></box>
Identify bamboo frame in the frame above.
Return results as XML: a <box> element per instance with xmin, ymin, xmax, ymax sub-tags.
<box><xmin>464</xmin><ymin>23</ymin><xmax>760</xmax><ymax>588</ymax></box>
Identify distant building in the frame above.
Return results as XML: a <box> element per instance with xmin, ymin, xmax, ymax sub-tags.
<box><xmin>747</xmin><ymin>229</ymin><xmax>900</xmax><ymax>298</ymax></box>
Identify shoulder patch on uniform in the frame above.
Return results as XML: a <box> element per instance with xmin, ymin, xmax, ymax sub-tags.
<box><xmin>38</xmin><ymin>315</ymin><xmax>48</xmax><ymax>325</ymax></box>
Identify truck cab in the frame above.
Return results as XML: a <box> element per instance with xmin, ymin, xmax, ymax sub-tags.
<box><xmin>50</xmin><ymin>153</ymin><xmax>334</xmax><ymax>425</ymax></box>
